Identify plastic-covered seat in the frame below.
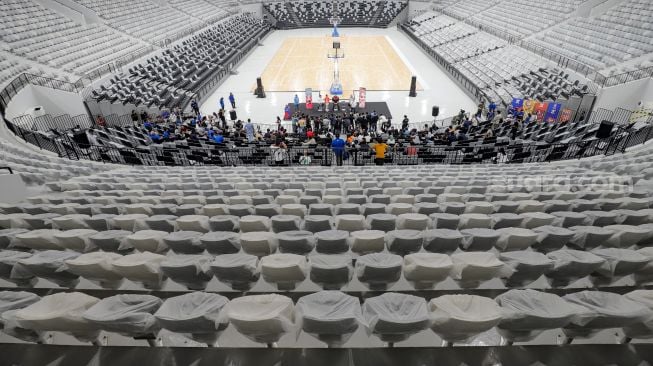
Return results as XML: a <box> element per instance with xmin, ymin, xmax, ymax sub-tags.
<box><xmin>521</xmin><ymin>212</ymin><xmax>555</xmax><ymax>229</ymax></box>
<box><xmin>240</xmin><ymin>231</ymin><xmax>278</xmax><ymax>257</ymax></box>
<box><xmin>335</xmin><ymin>204</ymin><xmax>362</xmax><ymax>215</ymax></box>
<box><xmin>210</xmin><ymin>253</ymin><xmax>260</xmax><ymax>290</ymax></box>
<box><xmin>281</xmin><ymin>204</ymin><xmax>307</xmax><ymax>218</ymax></box>
<box><xmin>271</xmin><ymin>215</ymin><xmax>302</xmax><ymax>233</ymax></box>
<box><xmin>302</xmin><ymin>215</ymin><xmax>332</xmax><ymax>233</ymax></box>
<box><xmin>161</xmin><ymin>255</ymin><xmax>213</xmax><ymax>290</ymax></box>
<box><xmin>492</xmin><ymin>200</ymin><xmax>519</xmax><ymax>213</ymax></box>
<box><xmin>126</xmin><ymin>230</ymin><xmax>168</xmax><ymax>253</ymax></box>
<box><xmin>86</xmin><ymin>230</ymin><xmax>130</xmax><ymax>253</ymax></box>
<box><xmin>623</xmin><ymin>290</ymin><xmax>653</xmax><ymax>339</ymax></box>
<box><xmin>161</xmin><ymin>231</ymin><xmax>202</xmax><ymax>254</ymax></box>
<box><xmin>200</xmin><ymin>231</ymin><xmax>240</xmax><ymax>255</ymax></box>
<box><xmin>65</xmin><ymin>252</ymin><xmax>124</xmax><ymax>289</ymax></box>
<box><xmin>226</xmin><ymin>204</ymin><xmax>254</xmax><ymax>218</ymax></box>
<box><xmin>225</xmin><ymin>294</ymin><xmax>294</xmax><ymax>345</ymax></box>
<box><xmin>495</xmin><ymin>228</ymin><xmax>538</xmax><ymax>251</ymax></box>
<box><xmin>403</xmin><ymin>253</ymin><xmax>452</xmax><ymax>289</ymax></box>
<box><xmin>51</xmin><ymin>214</ymin><xmax>91</xmax><ymax>230</ymax></box>
<box><xmin>296</xmin><ymin>291</ymin><xmax>362</xmax><ymax>347</ymax></box>
<box><xmin>0</xmin><ymin>291</ymin><xmax>41</xmax><ymax>342</ymax></box>
<box><xmin>356</xmin><ymin>253</ymin><xmax>403</xmax><ymax>290</ymax></box>
<box><xmin>349</xmin><ymin>230</ymin><xmax>385</xmax><ymax>254</ymax></box>
<box><xmin>551</xmin><ymin>212</ymin><xmax>587</xmax><ymax>228</ymax></box>
<box><xmin>499</xmin><ymin>251</ymin><xmax>553</xmax><ymax>287</ymax></box>
<box><xmin>254</xmin><ymin>204</ymin><xmax>281</xmax><ymax>218</ymax></box>
<box><xmin>15</xmin><ymin>229</ymin><xmax>61</xmax><ymax>250</ymax></box>
<box><xmin>369</xmin><ymin>194</ymin><xmax>391</xmax><ymax>204</ymax></box>
<box><xmin>414</xmin><ymin>202</ymin><xmax>440</xmax><ymax>215</ymax></box>
<box><xmin>531</xmin><ymin>226</ymin><xmax>575</xmax><ymax>252</ymax></box>
<box><xmin>14</xmin><ymin>292</ymin><xmax>100</xmax><ymax>342</ymax></box>
<box><xmin>14</xmin><ymin>250</ymin><xmax>80</xmax><ymax>287</ymax></box>
<box><xmin>397</xmin><ymin>213</ymin><xmax>430</xmax><ymax>230</ymax></box>
<box><xmin>614</xmin><ymin>210</ymin><xmax>650</xmax><ymax>226</ymax></box>
<box><xmin>83</xmin><ymin>294</ymin><xmax>161</xmax><ymax>337</ymax></box>
<box><xmin>276</xmin><ymin>231</ymin><xmax>316</xmax><ymax>254</ymax></box>
<box><xmin>386</xmin><ymin>203</ymin><xmax>413</xmax><ymax>215</ymax></box>
<box><xmin>603</xmin><ymin>225</ymin><xmax>651</xmax><ymax>248</ymax></box>
<box><xmin>423</xmin><ymin>229</ymin><xmax>463</xmax><ymax>254</ymax></box>
<box><xmin>590</xmin><ymin>248</ymin><xmax>650</xmax><ymax>279</ymax></box>
<box><xmin>496</xmin><ymin>289</ymin><xmax>579</xmax><ymax>343</ymax></box>
<box><xmin>113</xmin><ymin>214</ymin><xmax>148</xmax><ymax>232</ymax></box>
<box><xmin>154</xmin><ymin>292</ymin><xmax>229</xmax><ymax>345</ymax></box>
<box><xmin>24</xmin><ymin>213</ymin><xmax>59</xmax><ymax>230</ymax></box>
<box><xmin>583</xmin><ymin>211</ymin><xmax>618</xmax><ymax>227</ymax></box>
<box><xmin>335</xmin><ymin>215</ymin><xmax>367</xmax><ymax>232</ymax></box>
<box><xmin>490</xmin><ymin>213</ymin><xmax>524</xmax><ymax>229</ymax></box>
<box><xmin>209</xmin><ymin>215</ymin><xmax>240</xmax><ymax>232</ymax></box>
<box><xmin>429</xmin><ymin>295</ymin><xmax>502</xmax><ymax>343</ymax></box>
<box><xmin>568</xmin><ymin>226</ymin><xmax>614</xmax><ymax>249</ymax></box>
<box><xmin>0</xmin><ymin>251</ymin><xmax>35</xmax><ymax>286</ymax></box>
<box><xmin>363</xmin><ymin>293</ymin><xmax>429</xmax><ymax>343</ymax></box>
<box><xmin>563</xmin><ymin>291</ymin><xmax>651</xmax><ymax>339</ymax></box>
<box><xmin>458</xmin><ymin>214</ymin><xmax>491</xmax><ymax>229</ymax></box>
<box><xmin>450</xmin><ymin>252</ymin><xmax>505</xmax><ymax>288</ymax></box>
<box><xmin>545</xmin><ymin>249</ymin><xmax>606</xmax><ymax>286</ymax></box>
<box><xmin>430</xmin><ymin>213</ymin><xmax>460</xmax><ymax>229</ymax></box>
<box><xmin>141</xmin><ymin>215</ymin><xmax>177</xmax><ymax>232</ymax></box>
<box><xmin>438</xmin><ymin>202</ymin><xmax>466</xmax><ymax>215</ymax></box>
<box><xmin>315</xmin><ymin>230</ymin><xmax>350</xmax><ymax>254</ymax></box>
<box><xmin>203</xmin><ymin>204</ymin><xmax>228</xmax><ymax>217</ymax></box>
<box><xmin>386</xmin><ymin>229</ymin><xmax>423</xmax><ymax>255</ymax></box>
<box><xmin>362</xmin><ymin>203</ymin><xmax>386</xmax><ymax>216</ymax></box>
<box><xmin>309</xmin><ymin>255</ymin><xmax>353</xmax><ymax>290</ymax></box>
<box><xmin>176</xmin><ymin>215</ymin><xmax>210</xmax><ymax>233</ymax></box>
<box><xmin>460</xmin><ymin>228</ymin><xmax>500</xmax><ymax>251</ymax></box>
<box><xmin>0</xmin><ymin>228</ymin><xmax>28</xmax><ymax>249</ymax></box>
<box><xmin>516</xmin><ymin>200</ymin><xmax>546</xmax><ymax>214</ymax></box>
<box><xmin>366</xmin><ymin>214</ymin><xmax>396</xmax><ymax>232</ymax></box>
<box><xmin>112</xmin><ymin>252</ymin><xmax>167</xmax><ymax>289</ymax></box>
<box><xmin>260</xmin><ymin>253</ymin><xmax>308</xmax><ymax>290</ymax></box>
<box><xmin>308</xmin><ymin>203</ymin><xmax>334</xmax><ymax>216</ymax></box>
<box><xmin>465</xmin><ymin>201</ymin><xmax>494</xmax><ymax>215</ymax></box>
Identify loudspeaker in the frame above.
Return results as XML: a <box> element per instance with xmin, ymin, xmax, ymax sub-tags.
<box><xmin>409</xmin><ymin>76</ymin><xmax>417</xmax><ymax>97</ymax></box>
<box><xmin>432</xmin><ymin>106</ymin><xmax>440</xmax><ymax>117</ymax></box>
<box><xmin>254</xmin><ymin>77</ymin><xmax>266</xmax><ymax>98</ymax></box>
<box><xmin>72</xmin><ymin>131</ymin><xmax>89</xmax><ymax>145</ymax></box>
<box><xmin>229</xmin><ymin>110</ymin><xmax>238</xmax><ymax>121</ymax></box>
<box><xmin>596</xmin><ymin>120</ymin><xmax>614</xmax><ymax>139</ymax></box>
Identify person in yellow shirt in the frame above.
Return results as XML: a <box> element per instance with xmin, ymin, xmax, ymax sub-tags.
<box><xmin>372</xmin><ymin>138</ymin><xmax>387</xmax><ymax>166</ymax></box>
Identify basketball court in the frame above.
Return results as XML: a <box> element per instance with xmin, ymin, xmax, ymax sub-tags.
<box><xmin>258</xmin><ymin>35</ymin><xmax>422</xmax><ymax>93</ymax></box>
<box><xmin>201</xmin><ymin>27</ymin><xmax>476</xmax><ymax>127</ymax></box>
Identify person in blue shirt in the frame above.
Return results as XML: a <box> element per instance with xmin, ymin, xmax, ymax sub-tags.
<box><xmin>149</xmin><ymin>131</ymin><xmax>161</xmax><ymax>143</ymax></box>
<box><xmin>143</xmin><ymin>120</ymin><xmax>152</xmax><ymax>131</ymax></box>
<box><xmin>191</xmin><ymin>100</ymin><xmax>199</xmax><ymax>115</ymax></box>
<box><xmin>214</xmin><ymin>132</ymin><xmax>224</xmax><ymax>144</ymax></box>
<box><xmin>244</xmin><ymin>119</ymin><xmax>255</xmax><ymax>142</ymax></box>
<box><xmin>229</xmin><ymin>93</ymin><xmax>236</xmax><ymax>109</ymax></box>
<box><xmin>162</xmin><ymin>129</ymin><xmax>170</xmax><ymax>141</ymax></box>
<box><xmin>488</xmin><ymin>101</ymin><xmax>497</xmax><ymax>113</ymax></box>
<box><xmin>331</xmin><ymin>134</ymin><xmax>346</xmax><ymax>166</ymax></box>
<box><xmin>219</xmin><ymin>97</ymin><xmax>225</xmax><ymax>111</ymax></box>
<box><xmin>293</xmin><ymin>94</ymin><xmax>300</xmax><ymax>111</ymax></box>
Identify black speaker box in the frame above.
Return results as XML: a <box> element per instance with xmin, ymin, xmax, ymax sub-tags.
<box><xmin>432</xmin><ymin>106</ymin><xmax>440</xmax><ymax>117</ymax></box>
<box><xmin>596</xmin><ymin>120</ymin><xmax>614</xmax><ymax>139</ymax></box>
<box><xmin>409</xmin><ymin>76</ymin><xmax>417</xmax><ymax>97</ymax></box>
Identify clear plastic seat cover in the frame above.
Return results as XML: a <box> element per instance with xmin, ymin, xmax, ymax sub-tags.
<box><xmin>200</xmin><ymin>231</ymin><xmax>240</xmax><ymax>255</ymax></box>
<box><xmin>356</xmin><ymin>253</ymin><xmax>403</xmax><ymax>289</ymax></box>
<box><xmin>83</xmin><ymin>294</ymin><xmax>162</xmax><ymax>335</ymax></box>
<box><xmin>422</xmin><ymin>229</ymin><xmax>463</xmax><ymax>254</ymax></box>
<box><xmin>14</xmin><ymin>250</ymin><xmax>81</xmax><ymax>287</ymax></box>
<box><xmin>296</xmin><ymin>291</ymin><xmax>362</xmax><ymax>346</ymax></box>
<box><xmin>14</xmin><ymin>292</ymin><xmax>100</xmax><ymax>336</ymax></box>
<box><xmin>309</xmin><ymin>254</ymin><xmax>353</xmax><ymax>290</ymax></box>
<box><xmin>240</xmin><ymin>231</ymin><xmax>278</xmax><ymax>257</ymax></box>
<box><xmin>276</xmin><ymin>230</ymin><xmax>316</xmax><ymax>254</ymax></box>
<box><xmin>563</xmin><ymin>291</ymin><xmax>652</xmax><ymax>334</ymax></box>
<box><xmin>155</xmin><ymin>292</ymin><xmax>229</xmax><ymax>334</ymax></box>
<box><xmin>590</xmin><ymin>248</ymin><xmax>650</xmax><ymax>277</ymax></box>
<box><xmin>225</xmin><ymin>294</ymin><xmax>295</xmax><ymax>344</ymax></box>
<box><xmin>429</xmin><ymin>294</ymin><xmax>502</xmax><ymax>342</ymax></box>
<box><xmin>210</xmin><ymin>253</ymin><xmax>260</xmax><ymax>290</ymax></box>
<box><xmin>161</xmin><ymin>255</ymin><xmax>213</xmax><ymax>289</ymax></box>
<box><xmin>403</xmin><ymin>253</ymin><xmax>453</xmax><ymax>287</ymax></box>
<box><xmin>363</xmin><ymin>293</ymin><xmax>429</xmax><ymax>343</ymax></box>
<box><xmin>315</xmin><ymin>230</ymin><xmax>350</xmax><ymax>254</ymax></box>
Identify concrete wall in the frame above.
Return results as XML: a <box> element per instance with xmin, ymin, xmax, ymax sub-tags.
<box><xmin>594</xmin><ymin>78</ymin><xmax>653</xmax><ymax>111</ymax></box>
<box><xmin>0</xmin><ymin>175</ymin><xmax>28</xmax><ymax>204</ymax></box>
<box><xmin>5</xmin><ymin>85</ymin><xmax>87</xmax><ymax>120</ymax></box>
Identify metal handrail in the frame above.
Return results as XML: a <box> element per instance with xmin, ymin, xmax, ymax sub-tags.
<box><xmin>0</xmin><ymin>167</ymin><xmax>14</xmax><ymax>174</ymax></box>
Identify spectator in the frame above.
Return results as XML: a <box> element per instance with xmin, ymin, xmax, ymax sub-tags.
<box><xmin>331</xmin><ymin>134</ymin><xmax>346</xmax><ymax>166</ymax></box>
<box><xmin>95</xmin><ymin>115</ymin><xmax>106</xmax><ymax>127</ymax></box>
<box><xmin>402</xmin><ymin>115</ymin><xmax>409</xmax><ymax>130</ymax></box>
<box><xmin>372</xmin><ymin>137</ymin><xmax>387</xmax><ymax>166</ymax></box>
<box><xmin>294</xmin><ymin>94</ymin><xmax>300</xmax><ymax>111</ymax></box>
<box><xmin>191</xmin><ymin>100</ymin><xmax>200</xmax><ymax>115</ymax></box>
<box><xmin>299</xmin><ymin>151</ymin><xmax>312</xmax><ymax>165</ymax></box>
<box><xmin>131</xmin><ymin>110</ymin><xmax>139</xmax><ymax>123</ymax></box>
<box><xmin>244</xmin><ymin>119</ymin><xmax>255</xmax><ymax>142</ymax></box>
<box><xmin>229</xmin><ymin>93</ymin><xmax>236</xmax><ymax>109</ymax></box>
<box><xmin>219</xmin><ymin>97</ymin><xmax>225</xmax><ymax>111</ymax></box>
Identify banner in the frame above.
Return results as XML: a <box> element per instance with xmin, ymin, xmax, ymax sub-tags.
<box><xmin>523</xmin><ymin>99</ymin><xmax>536</xmax><ymax>114</ymax></box>
<box><xmin>544</xmin><ymin>103</ymin><xmax>562</xmax><ymax>123</ymax></box>
<box><xmin>359</xmin><ymin>87</ymin><xmax>366</xmax><ymax>109</ymax></box>
<box><xmin>559</xmin><ymin>108</ymin><xmax>573</xmax><ymax>123</ymax></box>
<box><xmin>511</xmin><ymin>98</ymin><xmax>524</xmax><ymax>110</ymax></box>
<box><xmin>534</xmin><ymin>102</ymin><xmax>548</xmax><ymax>121</ymax></box>
<box><xmin>305</xmin><ymin>88</ymin><xmax>313</xmax><ymax>110</ymax></box>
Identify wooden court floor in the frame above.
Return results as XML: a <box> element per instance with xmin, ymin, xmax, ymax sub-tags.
<box><xmin>258</xmin><ymin>35</ymin><xmax>422</xmax><ymax>93</ymax></box>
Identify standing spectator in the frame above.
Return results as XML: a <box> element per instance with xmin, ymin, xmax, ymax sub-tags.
<box><xmin>324</xmin><ymin>94</ymin><xmax>330</xmax><ymax>112</ymax></box>
<box><xmin>245</xmin><ymin>119</ymin><xmax>255</xmax><ymax>142</ymax></box>
<box><xmin>331</xmin><ymin>134</ymin><xmax>346</xmax><ymax>166</ymax></box>
<box><xmin>294</xmin><ymin>94</ymin><xmax>300</xmax><ymax>111</ymax></box>
<box><xmin>140</xmin><ymin>110</ymin><xmax>149</xmax><ymax>122</ymax></box>
<box><xmin>191</xmin><ymin>100</ymin><xmax>200</xmax><ymax>115</ymax></box>
<box><xmin>332</xmin><ymin>95</ymin><xmax>340</xmax><ymax>111</ymax></box>
<box><xmin>219</xmin><ymin>97</ymin><xmax>225</xmax><ymax>111</ymax></box>
<box><xmin>229</xmin><ymin>93</ymin><xmax>236</xmax><ymax>109</ymax></box>
<box><xmin>95</xmin><ymin>115</ymin><xmax>106</xmax><ymax>127</ymax></box>
<box><xmin>131</xmin><ymin>110</ymin><xmax>139</xmax><ymax>123</ymax></box>
<box><xmin>402</xmin><ymin>115</ymin><xmax>409</xmax><ymax>130</ymax></box>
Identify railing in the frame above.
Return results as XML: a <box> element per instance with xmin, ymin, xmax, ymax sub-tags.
<box><xmin>0</xmin><ymin>73</ymin><xmax>83</xmax><ymax>118</ymax></box>
<box><xmin>593</xmin><ymin>65</ymin><xmax>653</xmax><ymax>88</ymax></box>
<box><xmin>0</xmin><ymin>167</ymin><xmax>14</xmax><ymax>174</ymax></box>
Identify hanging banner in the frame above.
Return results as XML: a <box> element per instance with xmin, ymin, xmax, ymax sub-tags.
<box><xmin>305</xmin><ymin>88</ymin><xmax>313</xmax><ymax>110</ymax></box>
<box><xmin>559</xmin><ymin>108</ymin><xmax>573</xmax><ymax>123</ymax></box>
<box><xmin>511</xmin><ymin>98</ymin><xmax>524</xmax><ymax>110</ymax></box>
<box><xmin>359</xmin><ymin>87</ymin><xmax>367</xmax><ymax>109</ymax></box>
<box><xmin>523</xmin><ymin>99</ymin><xmax>536</xmax><ymax>114</ymax></box>
<box><xmin>534</xmin><ymin>102</ymin><xmax>548</xmax><ymax>121</ymax></box>
<box><xmin>544</xmin><ymin>103</ymin><xmax>562</xmax><ymax>123</ymax></box>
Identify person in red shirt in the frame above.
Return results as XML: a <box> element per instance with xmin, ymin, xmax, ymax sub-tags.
<box><xmin>324</xmin><ymin>94</ymin><xmax>330</xmax><ymax>111</ymax></box>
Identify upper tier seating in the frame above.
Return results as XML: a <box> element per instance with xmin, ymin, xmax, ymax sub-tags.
<box><xmin>468</xmin><ymin>0</ymin><xmax>588</xmax><ymax>38</ymax></box>
<box><xmin>265</xmin><ymin>1</ymin><xmax>406</xmax><ymax>29</ymax></box>
<box><xmin>0</xmin><ymin>0</ymin><xmax>147</xmax><ymax>77</ymax></box>
<box><xmin>167</xmin><ymin>0</ymin><xmax>231</xmax><ymax>22</ymax></box>
<box><xmin>443</xmin><ymin>0</ymin><xmax>494</xmax><ymax>19</ymax></box>
<box><xmin>73</xmin><ymin>0</ymin><xmax>204</xmax><ymax>43</ymax></box>
<box><xmin>531</xmin><ymin>0</ymin><xmax>653</xmax><ymax>70</ymax></box>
